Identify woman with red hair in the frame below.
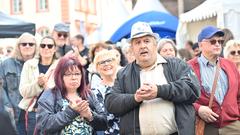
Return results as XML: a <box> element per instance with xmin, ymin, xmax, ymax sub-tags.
<box><xmin>36</xmin><ymin>55</ymin><xmax>107</xmax><ymax>135</ymax></box>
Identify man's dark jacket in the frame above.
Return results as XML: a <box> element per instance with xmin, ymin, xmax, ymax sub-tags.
<box><xmin>105</xmin><ymin>57</ymin><xmax>200</xmax><ymax>135</ymax></box>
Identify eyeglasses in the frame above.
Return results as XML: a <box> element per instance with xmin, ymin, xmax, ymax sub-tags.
<box><xmin>19</xmin><ymin>43</ymin><xmax>35</xmax><ymax>47</ymax></box>
<box><xmin>40</xmin><ymin>44</ymin><xmax>55</xmax><ymax>49</ymax></box>
<box><xmin>203</xmin><ymin>39</ymin><xmax>224</xmax><ymax>45</ymax></box>
<box><xmin>230</xmin><ymin>50</ymin><xmax>240</xmax><ymax>56</ymax></box>
<box><xmin>57</xmin><ymin>33</ymin><xmax>68</xmax><ymax>38</ymax></box>
<box><xmin>64</xmin><ymin>72</ymin><xmax>82</xmax><ymax>78</ymax></box>
<box><xmin>97</xmin><ymin>58</ymin><xmax>115</xmax><ymax>66</ymax></box>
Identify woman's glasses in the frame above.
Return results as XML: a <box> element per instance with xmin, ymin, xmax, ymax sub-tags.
<box><xmin>97</xmin><ymin>58</ymin><xmax>115</xmax><ymax>66</ymax></box>
<box><xmin>64</xmin><ymin>72</ymin><xmax>82</xmax><ymax>78</ymax></box>
<box><xmin>57</xmin><ymin>33</ymin><xmax>68</xmax><ymax>38</ymax></box>
<box><xmin>19</xmin><ymin>43</ymin><xmax>35</xmax><ymax>47</ymax></box>
<box><xmin>230</xmin><ymin>50</ymin><xmax>240</xmax><ymax>56</ymax></box>
<box><xmin>40</xmin><ymin>44</ymin><xmax>55</xmax><ymax>49</ymax></box>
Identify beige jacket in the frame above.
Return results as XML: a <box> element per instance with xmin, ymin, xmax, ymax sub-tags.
<box><xmin>18</xmin><ymin>58</ymin><xmax>58</xmax><ymax>111</ymax></box>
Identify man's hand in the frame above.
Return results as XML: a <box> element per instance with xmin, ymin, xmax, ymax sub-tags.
<box><xmin>70</xmin><ymin>46</ymin><xmax>87</xmax><ymax>66</ymax></box>
<box><xmin>198</xmin><ymin>106</ymin><xmax>219</xmax><ymax>123</ymax></box>
<box><xmin>134</xmin><ymin>83</ymin><xmax>158</xmax><ymax>102</ymax></box>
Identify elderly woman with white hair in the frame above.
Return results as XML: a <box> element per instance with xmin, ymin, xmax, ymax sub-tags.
<box><xmin>157</xmin><ymin>38</ymin><xmax>177</xmax><ymax>57</ymax></box>
<box><xmin>224</xmin><ymin>39</ymin><xmax>240</xmax><ymax>72</ymax></box>
<box><xmin>91</xmin><ymin>49</ymin><xmax>120</xmax><ymax>135</ymax></box>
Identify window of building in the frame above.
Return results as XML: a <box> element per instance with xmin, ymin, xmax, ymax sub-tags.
<box><xmin>11</xmin><ymin>0</ymin><xmax>23</xmax><ymax>14</ymax></box>
<box><xmin>75</xmin><ymin>0</ymin><xmax>96</xmax><ymax>14</ymax></box>
<box><xmin>37</xmin><ymin>0</ymin><xmax>49</xmax><ymax>12</ymax></box>
<box><xmin>88</xmin><ymin>0</ymin><xmax>96</xmax><ymax>14</ymax></box>
<box><xmin>38</xmin><ymin>27</ymin><xmax>50</xmax><ymax>37</ymax></box>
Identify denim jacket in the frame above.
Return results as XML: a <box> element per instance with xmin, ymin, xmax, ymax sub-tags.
<box><xmin>0</xmin><ymin>58</ymin><xmax>24</xmax><ymax>122</ymax></box>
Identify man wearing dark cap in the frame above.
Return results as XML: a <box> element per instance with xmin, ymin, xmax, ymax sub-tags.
<box><xmin>188</xmin><ymin>26</ymin><xmax>240</xmax><ymax>135</ymax></box>
<box><xmin>105</xmin><ymin>22</ymin><xmax>200</xmax><ymax>135</ymax></box>
<box><xmin>192</xmin><ymin>42</ymin><xmax>201</xmax><ymax>57</ymax></box>
<box><xmin>52</xmin><ymin>22</ymin><xmax>73</xmax><ymax>57</ymax></box>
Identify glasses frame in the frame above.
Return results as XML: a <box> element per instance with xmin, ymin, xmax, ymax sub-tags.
<box><xmin>57</xmin><ymin>33</ymin><xmax>68</xmax><ymax>38</ymax></box>
<box><xmin>230</xmin><ymin>50</ymin><xmax>240</xmax><ymax>56</ymax></box>
<box><xmin>202</xmin><ymin>39</ymin><xmax>224</xmax><ymax>45</ymax></box>
<box><xmin>97</xmin><ymin>58</ymin><xmax>115</xmax><ymax>66</ymax></box>
<box><xmin>64</xmin><ymin>72</ymin><xmax>82</xmax><ymax>78</ymax></box>
<box><xmin>40</xmin><ymin>44</ymin><xmax>55</xmax><ymax>49</ymax></box>
<box><xmin>19</xmin><ymin>43</ymin><xmax>35</xmax><ymax>47</ymax></box>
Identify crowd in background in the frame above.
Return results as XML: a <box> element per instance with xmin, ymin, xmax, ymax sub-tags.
<box><xmin>0</xmin><ymin>21</ymin><xmax>239</xmax><ymax>135</ymax></box>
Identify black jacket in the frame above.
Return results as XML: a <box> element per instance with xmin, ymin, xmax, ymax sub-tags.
<box><xmin>105</xmin><ymin>57</ymin><xmax>200</xmax><ymax>135</ymax></box>
<box><xmin>36</xmin><ymin>89</ymin><xmax>107</xmax><ymax>135</ymax></box>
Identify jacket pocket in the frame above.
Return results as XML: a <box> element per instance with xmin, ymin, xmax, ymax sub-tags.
<box><xmin>5</xmin><ymin>72</ymin><xmax>19</xmax><ymax>92</ymax></box>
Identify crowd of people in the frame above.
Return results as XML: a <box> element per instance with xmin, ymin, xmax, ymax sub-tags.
<box><xmin>0</xmin><ymin>21</ymin><xmax>239</xmax><ymax>135</ymax></box>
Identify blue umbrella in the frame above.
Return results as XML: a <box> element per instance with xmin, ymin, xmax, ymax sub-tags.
<box><xmin>110</xmin><ymin>11</ymin><xmax>178</xmax><ymax>43</ymax></box>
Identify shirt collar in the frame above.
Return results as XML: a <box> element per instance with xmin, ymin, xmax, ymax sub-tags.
<box><xmin>199</xmin><ymin>54</ymin><xmax>219</xmax><ymax>66</ymax></box>
<box><xmin>141</xmin><ymin>54</ymin><xmax>167</xmax><ymax>71</ymax></box>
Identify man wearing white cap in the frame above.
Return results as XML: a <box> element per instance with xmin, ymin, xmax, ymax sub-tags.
<box><xmin>105</xmin><ymin>22</ymin><xmax>200</xmax><ymax>135</ymax></box>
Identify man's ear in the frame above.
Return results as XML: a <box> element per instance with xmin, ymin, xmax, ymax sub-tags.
<box><xmin>198</xmin><ymin>42</ymin><xmax>203</xmax><ymax>49</ymax></box>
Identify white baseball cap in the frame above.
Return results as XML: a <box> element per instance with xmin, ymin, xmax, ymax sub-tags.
<box><xmin>128</xmin><ymin>22</ymin><xmax>159</xmax><ymax>42</ymax></box>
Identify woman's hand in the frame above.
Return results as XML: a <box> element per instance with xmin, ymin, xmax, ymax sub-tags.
<box><xmin>77</xmin><ymin>100</ymin><xmax>93</xmax><ymax>121</ymax></box>
<box><xmin>69</xmin><ymin>99</ymin><xmax>81</xmax><ymax>112</ymax></box>
<box><xmin>69</xmin><ymin>99</ymin><xmax>93</xmax><ymax>121</ymax></box>
<box><xmin>38</xmin><ymin>73</ymin><xmax>47</xmax><ymax>88</ymax></box>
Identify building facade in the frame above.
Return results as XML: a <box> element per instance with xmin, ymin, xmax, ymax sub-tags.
<box><xmin>0</xmin><ymin>0</ymin><xmax>99</xmax><ymax>37</ymax></box>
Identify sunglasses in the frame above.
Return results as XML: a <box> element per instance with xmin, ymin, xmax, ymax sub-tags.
<box><xmin>57</xmin><ymin>33</ymin><xmax>68</xmax><ymax>38</ymax></box>
<box><xmin>97</xmin><ymin>58</ymin><xmax>115</xmax><ymax>66</ymax></box>
<box><xmin>40</xmin><ymin>44</ymin><xmax>55</xmax><ymax>49</ymax></box>
<box><xmin>204</xmin><ymin>39</ymin><xmax>224</xmax><ymax>45</ymax></box>
<box><xmin>20</xmin><ymin>43</ymin><xmax>35</xmax><ymax>47</ymax></box>
<box><xmin>230</xmin><ymin>50</ymin><xmax>240</xmax><ymax>56</ymax></box>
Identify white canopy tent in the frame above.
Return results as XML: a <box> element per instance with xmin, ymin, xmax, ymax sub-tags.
<box><xmin>87</xmin><ymin>0</ymin><xmax>171</xmax><ymax>44</ymax></box>
<box><xmin>176</xmin><ymin>0</ymin><xmax>240</xmax><ymax>48</ymax></box>
<box><xmin>131</xmin><ymin>0</ymin><xmax>169</xmax><ymax>16</ymax></box>
<box><xmin>86</xmin><ymin>0</ymin><xmax>130</xmax><ymax>44</ymax></box>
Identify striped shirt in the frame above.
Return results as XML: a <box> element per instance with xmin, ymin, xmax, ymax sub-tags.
<box><xmin>198</xmin><ymin>55</ymin><xmax>228</xmax><ymax>104</ymax></box>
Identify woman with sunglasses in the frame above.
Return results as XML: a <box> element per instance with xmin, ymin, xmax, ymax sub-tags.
<box><xmin>0</xmin><ymin>32</ymin><xmax>37</xmax><ymax>134</ymax></box>
<box><xmin>224</xmin><ymin>40</ymin><xmax>240</xmax><ymax>72</ymax></box>
<box><xmin>18</xmin><ymin>36</ymin><xmax>58</xmax><ymax>135</ymax></box>
<box><xmin>36</xmin><ymin>55</ymin><xmax>107</xmax><ymax>135</ymax></box>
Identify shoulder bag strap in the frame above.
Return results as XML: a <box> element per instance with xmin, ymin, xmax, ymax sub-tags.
<box><xmin>208</xmin><ymin>61</ymin><xmax>221</xmax><ymax>108</ymax></box>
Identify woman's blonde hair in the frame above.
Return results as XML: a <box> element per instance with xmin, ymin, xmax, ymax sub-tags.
<box><xmin>224</xmin><ymin>39</ymin><xmax>240</xmax><ymax>58</ymax></box>
<box><xmin>93</xmin><ymin>49</ymin><xmax>117</xmax><ymax>69</ymax></box>
<box><xmin>12</xmin><ymin>32</ymin><xmax>37</xmax><ymax>61</ymax></box>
